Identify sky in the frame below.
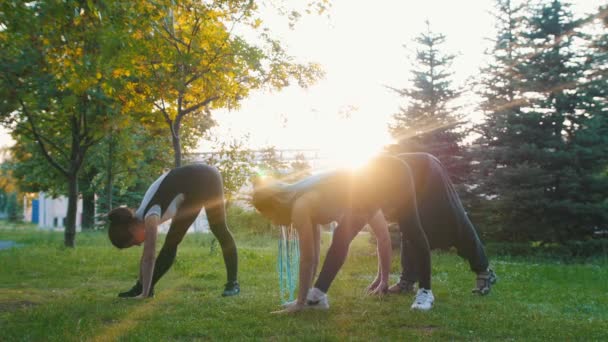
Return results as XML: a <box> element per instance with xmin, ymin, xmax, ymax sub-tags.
<box><xmin>198</xmin><ymin>0</ymin><xmax>604</xmax><ymax>167</ymax></box>
<box><xmin>1</xmin><ymin>0</ymin><xmax>604</xmax><ymax>167</ymax></box>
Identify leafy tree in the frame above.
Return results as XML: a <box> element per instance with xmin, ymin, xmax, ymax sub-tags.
<box><xmin>388</xmin><ymin>21</ymin><xmax>466</xmax><ymax>182</ymax></box>
<box><xmin>4</xmin><ymin>192</ymin><xmax>19</xmax><ymax>222</ymax></box>
<box><xmin>130</xmin><ymin>0</ymin><xmax>324</xmax><ymax>167</ymax></box>
<box><xmin>85</xmin><ymin>120</ymin><xmax>173</xmax><ymax>226</ymax></box>
<box><xmin>0</xmin><ymin>150</ymin><xmax>18</xmax><ymax>195</ymax></box>
<box><xmin>0</xmin><ymin>1</ymin><xmax>153</xmax><ymax>246</ymax></box>
<box><xmin>0</xmin><ymin>151</ymin><xmax>23</xmax><ymax>221</ymax></box>
<box><xmin>287</xmin><ymin>152</ymin><xmax>312</xmax><ymax>182</ymax></box>
<box><xmin>0</xmin><ymin>161</ymin><xmax>15</xmax><ymax>220</ymax></box>
<box><xmin>204</xmin><ymin>136</ymin><xmax>255</xmax><ymax>208</ymax></box>
<box><xmin>257</xmin><ymin>146</ymin><xmax>287</xmax><ymax>178</ymax></box>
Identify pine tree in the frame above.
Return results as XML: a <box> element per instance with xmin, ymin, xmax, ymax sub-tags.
<box><xmin>472</xmin><ymin>0</ymin><xmax>529</xmax><ymax>239</ymax></box>
<box><xmin>577</xmin><ymin>4</ymin><xmax>608</xmax><ymax>237</ymax></box>
<box><xmin>388</xmin><ymin>21</ymin><xmax>466</xmax><ymax>182</ymax></box>
<box><xmin>583</xmin><ymin>4</ymin><xmax>608</xmax><ymax>118</ymax></box>
<box><xmin>475</xmin><ymin>0</ymin><xmax>608</xmax><ymax>242</ymax></box>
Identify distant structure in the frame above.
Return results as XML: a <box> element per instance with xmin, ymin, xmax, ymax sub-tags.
<box><xmin>23</xmin><ymin>193</ymin><xmax>84</xmax><ymax>231</ymax></box>
<box><xmin>187</xmin><ymin>148</ymin><xmax>324</xmax><ymax>167</ymax></box>
<box><xmin>28</xmin><ymin>192</ymin><xmax>209</xmax><ymax>234</ymax></box>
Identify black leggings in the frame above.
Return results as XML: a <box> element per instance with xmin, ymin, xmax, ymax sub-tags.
<box><xmin>398</xmin><ymin>209</ymin><xmax>431</xmax><ymax>290</ymax></box>
<box><xmin>150</xmin><ymin>198</ymin><xmax>238</xmax><ymax>291</ymax></box>
<box><xmin>399</xmin><ymin>158</ymin><xmax>488</xmax><ymax>283</ymax></box>
<box><xmin>314</xmin><ymin>215</ymin><xmax>367</xmax><ymax>293</ymax></box>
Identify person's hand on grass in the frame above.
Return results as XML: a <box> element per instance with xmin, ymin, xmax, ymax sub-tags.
<box><xmin>366</xmin><ymin>277</ymin><xmax>381</xmax><ymax>292</ymax></box>
<box><xmin>128</xmin><ymin>294</ymin><xmax>147</xmax><ymax>300</ymax></box>
<box><xmin>271</xmin><ymin>301</ymin><xmax>305</xmax><ymax>314</ymax></box>
<box><xmin>366</xmin><ymin>279</ymin><xmax>388</xmax><ymax>296</ymax></box>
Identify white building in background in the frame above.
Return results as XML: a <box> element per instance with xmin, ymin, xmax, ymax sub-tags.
<box><xmin>29</xmin><ymin>192</ymin><xmax>210</xmax><ymax>233</ymax></box>
<box><xmin>158</xmin><ymin>209</ymin><xmax>210</xmax><ymax>234</ymax></box>
<box><xmin>35</xmin><ymin>192</ymin><xmax>83</xmax><ymax>230</ymax></box>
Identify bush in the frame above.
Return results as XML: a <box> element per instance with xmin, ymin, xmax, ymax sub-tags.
<box><xmin>5</xmin><ymin>193</ymin><xmax>21</xmax><ymax>222</ymax></box>
<box><xmin>226</xmin><ymin>205</ymin><xmax>273</xmax><ymax>236</ymax></box>
<box><xmin>369</xmin><ymin>220</ymin><xmax>608</xmax><ymax>261</ymax></box>
<box><xmin>485</xmin><ymin>239</ymin><xmax>608</xmax><ymax>260</ymax></box>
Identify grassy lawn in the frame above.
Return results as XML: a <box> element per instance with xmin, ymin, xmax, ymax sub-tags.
<box><xmin>1</xmin><ymin>221</ymin><xmax>607</xmax><ymax>341</ymax></box>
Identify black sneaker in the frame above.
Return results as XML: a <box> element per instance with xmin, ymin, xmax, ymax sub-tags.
<box><xmin>222</xmin><ymin>281</ymin><xmax>240</xmax><ymax>297</ymax></box>
<box><xmin>488</xmin><ymin>268</ymin><xmax>498</xmax><ymax>285</ymax></box>
<box><xmin>472</xmin><ymin>269</ymin><xmax>497</xmax><ymax>295</ymax></box>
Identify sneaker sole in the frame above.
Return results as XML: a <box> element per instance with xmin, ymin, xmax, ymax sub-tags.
<box><xmin>472</xmin><ymin>287</ymin><xmax>490</xmax><ymax>295</ymax></box>
<box><xmin>304</xmin><ymin>304</ymin><xmax>329</xmax><ymax>310</ymax></box>
<box><xmin>411</xmin><ymin>304</ymin><xmax>433</xmax><ymax>311</ymax></box>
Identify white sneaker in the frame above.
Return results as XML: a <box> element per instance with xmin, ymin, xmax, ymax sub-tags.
<box><xmin>411</xmin><ymin>288</ymin><xmax>434</xmax><ymax>311</ymax></box>
<box><xmin>305</xmin><ymin>287</ymin><xmax>329</xmax><ymax>310</ymax></box>
<box><xmin>281</xmin><ymin>299</ymin><xmax>297</xmax><ymax>308</ymax></box>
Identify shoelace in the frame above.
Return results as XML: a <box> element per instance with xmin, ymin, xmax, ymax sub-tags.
<box><xmin>415</xmin><ymin>290</ymin><xmax>430</xmax><ymax>303</ymax></box>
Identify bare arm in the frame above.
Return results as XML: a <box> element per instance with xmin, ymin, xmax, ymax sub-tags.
<box><xmin>367</xmin><ymin>210</ymin><xmax>391</xmax><ymax>294</ymax></box>
<box><xmin>139</xmin><ymin>215</ymin><xmax>159</xmax><ymax>298</ymax></box>
<box><xmin>311</xmin><ymin>224</ymin><xmax>321</xmax><ymax>280</ymax></box>
<box><xmin>292</xmin><ymin>196</ymin><xmax>316</xmax><ymax>306</ymax></box>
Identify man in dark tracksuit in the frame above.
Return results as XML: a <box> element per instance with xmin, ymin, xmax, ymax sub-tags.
<box><xmin>389</xmin><ymin>153</ymin><xmax>496</xmax><ymax>295</ymax></box>
<box><xmin>310</xmin><ymin>153</ymin><xmax>495</xmax><ymax>302</ymax></box>
<box><xmin>108</xmin><ymin>164</ymin><xmax>239</xmax><ymax>298</ymax></box>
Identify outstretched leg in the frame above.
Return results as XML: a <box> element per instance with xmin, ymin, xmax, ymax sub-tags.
<box><xmin>205</xmin><ymin>197</ymin><xmax>239</xmax><ymax>296</ymax></box>
<box><xmin>433</xmin><ymin>160</ymin><xmax>494</xmax><ymax>294</ymax></box>
<box><xmin>395</xmin><ymin>163</ymin><xmax>433</xmax><ymax>310</ymax></box>
<box><xmin>152</xmin><ymin>209</ymin><xmax>199</xmax><ymax>289</ymax></box>
<box><xmin>206</xmin><ymin>203</ymin><xmax>238</xmax><ymax>283</ymax></box>
<box><xmin>119</xmin><ymin>209</ymin><xmax>196</xmax><ymax>298</ymax></box>
<box><xmin>313</xmin><ymin>214</ymin><xmax>366</xmax><ymax>293</ymax></box>
<box><xmin>454</xmin><ymin>216</ymin><xmax>489</xmax><ymax>275</ymax></box>
<box><xmin>388</xmin><ymin>231</ymin><xmax>419</xmax><ymax>294</ymax></box>
<box><xmin>454</xmin><ymin>216</ymin><xmax>495</xmax><ymax>295</ymax></box>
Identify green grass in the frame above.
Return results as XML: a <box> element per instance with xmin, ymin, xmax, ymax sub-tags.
<box><xmin>1</xmin><ymin>222</ymin><xmax>607</xmax><ymax>341</ymax></box>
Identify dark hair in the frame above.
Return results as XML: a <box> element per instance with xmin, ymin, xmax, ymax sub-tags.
<box><xmin>107</xmin><ymin>207</ymin><xmax>138</xmax><ymax>248</ymax></box>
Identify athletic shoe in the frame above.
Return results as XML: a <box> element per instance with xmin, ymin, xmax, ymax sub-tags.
<box><xmin>472</xmin><ymin>269</ymin><xmax>497</xmax><ymax>295</ymax></box>
<box><xmin>489</xmin><ymin>268</ymin><xmax>498</xmax><ymax>284</ymax></box>
<box><xmin>410</xmin><ymin>288</ymin><xmax>434</xmax><ymax>311</ymax></box>
<box><xmin>222</xmin><ymin>281</ymin><xmax>240</xmax><ymax>297</ymax></box>
<box><xmin>387</xmin><ymin>279</ymin><xmax>416</xmax><ymax>294</ymax></box>
<box><xmin>281</xmin><ymin>299</ymin><xmax>297</xmax><ymax>308</ymax></box>
<box><xmin>305</xmin><ymin>287</ymin><xmax>329</xmax><ymax>310</ymax></box>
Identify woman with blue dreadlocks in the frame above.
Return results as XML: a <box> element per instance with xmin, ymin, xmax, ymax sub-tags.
<box><xmin>252</xmin><ymin>154</ymin><xmax>434</xmax><ymax>313</ymax></box>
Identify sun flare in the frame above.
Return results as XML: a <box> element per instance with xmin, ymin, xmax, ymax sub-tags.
<box><xmin>321</xmin><ymin>118</ymin><xmax>392</xmax><ymax>170</ymax></box>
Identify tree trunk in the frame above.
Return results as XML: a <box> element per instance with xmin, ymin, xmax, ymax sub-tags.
<box><xmin>172</xmin><ymin>128</ymin><xmax>182</xmax><ymax>168</ymax></box>
<box><xmin>81</xmin><ymin>191</ymin><xmax>95</xmax><ymax>230</ymax></box>
<box><xmin>106</xmin><ymin>133</ymin><xmax>114</xmax><ymax>212</ymax></box>
<box><xmin>65</xmin><ymin>175</ymin><xmax>78</xmax><ymax>248</ymax></box>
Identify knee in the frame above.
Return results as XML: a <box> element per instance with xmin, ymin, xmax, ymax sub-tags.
<box><xmin>210</xmin><ymin>223</ymin><xmax>234</xmax><ymax>243</ymax></box>
<box><xmin>327</xmin><ymin>239</ymin><xmax>351</xmax><ymax>255</ymax></box>
<box><xmin>158</xmin><ymin>245</ymin><xmax>177</xmax><ymax>260</ymax></box>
